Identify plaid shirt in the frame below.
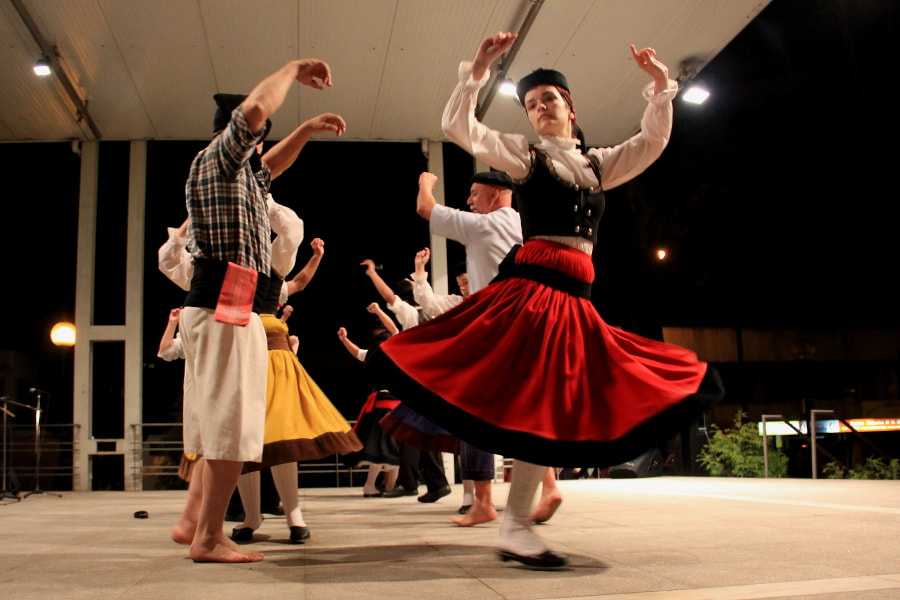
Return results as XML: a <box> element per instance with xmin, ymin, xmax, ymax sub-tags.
<box><xmin>185</xmin><ymin>105</ymin><xmax>272</xmax><ymax>274</ymax></box>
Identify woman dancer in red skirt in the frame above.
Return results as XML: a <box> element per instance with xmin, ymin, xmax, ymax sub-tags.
<box><xmin>370</xmin><ymin>32</ymin><xmax>723</xmax><ymax>569</ymax></box>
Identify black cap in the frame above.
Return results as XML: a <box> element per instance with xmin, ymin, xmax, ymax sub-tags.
<box><xmin>451</xmin><ymin>261</ymin><xmax>468</xmax><ymax>278</ymax></box>
<box><xmin>213</xmin><ymin>93</ymin><xmax>271</xmax><ymax>141</ymax></box>
<box><xmin>515</xmin><ymin>68</ymin><xmax>570</xmax><ymax>105</ymax></box>
<box><xmin>470</xmin><ymin>170</ymin><xmax>513</xmax><ymax>190</ymax></box>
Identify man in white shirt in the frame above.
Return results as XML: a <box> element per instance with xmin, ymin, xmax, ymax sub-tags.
<box><xmin>415</xmin><ymin>170</ymin><xmax>564</xmax><ymax>526</ymax></box>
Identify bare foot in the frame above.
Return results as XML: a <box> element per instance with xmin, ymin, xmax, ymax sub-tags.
<box><xmin>190</xmin><ymin>533</ymin><xmax>263</xmax><ymax>563</ymax></box>
<box><xmin>171</xmin><ymin>518</ymin><xmax>196</xmax><ymax>545</ymax></box>
<box><xmin>452</xmin><ymin>502</ymin><xmax>498</xmax><ymax>527</ymax></box>
<box><xmin>531</xmin><ymin>491</ymin><xmax>563</xmax><ymax>524</ymax></box>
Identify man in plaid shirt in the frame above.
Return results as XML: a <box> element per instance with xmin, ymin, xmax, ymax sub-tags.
<box><xmin>173</xmin><ymin>59</ymin><xmax>345</xmax><ymax>564</ymax></box>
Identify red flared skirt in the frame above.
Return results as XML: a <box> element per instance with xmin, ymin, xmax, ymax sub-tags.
<box><xmin>370</xmin><ymin>239</ymin><xmax>722</xmax><ymax>467</ymax></box>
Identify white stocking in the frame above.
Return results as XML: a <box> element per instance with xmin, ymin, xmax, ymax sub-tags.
<box><xmin>271</xmin><ymin>462</ymin><xmax>304</xmax><ymax>527</ymax></box>
<box><xmin>383</xmin><ymin>465</ymin><xmax>399</xmax><ymax>491</ymax></box>
<box><xmin>236</xmin><ymin>470</ymin><xmax>263</xmax><ymax>531</ymax></box>
<box><xmin>363</xmin><ymin>464</ymin><xmax>382</xmax><ymax>495</ymax></box>
<box><xmin>497</xmin><ymin>460</ymin><xmax>546</xmax><ymax>556</ymax></box>
<box><xmin>462</xmin><ymin>479</ymin><xmax>475</xmax><ymax>506</ymax></box>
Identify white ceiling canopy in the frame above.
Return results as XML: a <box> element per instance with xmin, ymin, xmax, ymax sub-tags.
<box><xmin>0</xmin><ymin>0</ymin><xmax>771</xmax><ymax>147</ymax></box>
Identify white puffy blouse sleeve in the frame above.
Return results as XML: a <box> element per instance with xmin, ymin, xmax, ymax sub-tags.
<box><xmin>589</xmin><ymin>80</ymin><xmax>678</xmax><ymax>191</ymax></box>
<box><xmin>441</xmin><ymin>61</ymin><xmax>532</xmax><ymax>180</ymax></box>
<box><xmin>267</xmin><ymin>194</ymin><xmax>304</xmax><ymax>279</ymax></box>
<box><xmin>158</xmin><ymin>227</ymin><xmax>193</xmax><ymax>291</ymax></box>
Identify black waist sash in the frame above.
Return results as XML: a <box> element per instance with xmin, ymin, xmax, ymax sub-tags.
<box><xmin>490</xmin><ymin>245</ymin><xmax>592</xmax><ymax>300</ymax></box>
<box><xmin>184</xmin><ymin>258</ymin><xmax>274</xmax><ymax>313</ymax></box>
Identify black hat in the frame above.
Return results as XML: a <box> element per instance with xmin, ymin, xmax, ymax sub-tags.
<box><xmin>515</xmin><ymin>68</ymin><xmax>570</xmax><ymax>106</ymax></box>
<box><xmin>470</xmin><ymin>170</ymin><xmax>513</xmax><ymax>190</ymax></box>
<box><xmin>213</xmin><ymin>93</ymin><xmax>272</xmax><ymax>141</ymax></box>
<box><xmin>451</xmin><ymin>261</ymin><xmax>468</xmax><ymax>279</ymax></box>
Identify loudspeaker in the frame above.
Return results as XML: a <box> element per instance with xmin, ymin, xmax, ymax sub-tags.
<box><xmin>608</xmin><ymin>447</ymin><xmax>664</xmax><ymax>479</ymax></box>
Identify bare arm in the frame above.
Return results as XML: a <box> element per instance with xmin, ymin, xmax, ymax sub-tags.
<box><xmin>286</xmin><ymin>238</ymin><xmax>325</xmax><ymax>296</ymax></box>
<box><xmin>416</xmin><ymin>172</ymin><xmax>438</xmax><ymax>220</ymax></box>
<box><xmin>367</xmin><ymin>302</ymin><xmax>399</xmax><ymax>335</ymax></box>
<box><xmin>360</xmin><ymin>259</ymin><xmax>396</xmax><ymax>304</ymax></box>
<box><xmin>263</xmin><ymin>113</ymin><xmax>346</xmax><ymax>180</ymax></box>
<box><xmin>471</xmin><ymin>32</ymin><xmax>518</xmax><ymax>82</ymax></box>
<box><xmin>241</xmin><ymin>59</ymin><xmax>333</xmax><ymax>135</ymax></box>
<box><xmin>337</xmin><ymin>327</ymin><xmax>362</xmax><ymax>358</ymax></box>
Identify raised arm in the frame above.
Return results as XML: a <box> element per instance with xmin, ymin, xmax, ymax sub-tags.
<box><xmin>360</xmin><ymin>259</ymin><xmax>396</xmax><ymax>304</ymax></box>
<box><xmin>157</xmin><ymin>308</ymin><xmax>184</xmax><ymax>361</ymax></box>
<box><xmin>630</xmin><ymin>45</ymin><xmax>669</xmax><ymax>96</ymax></box>
<box><xmin>337</xmin><ymin>327</ymin><xmax>363</xmax><ymax>359</ymax></box>
<box><xmin>286</xmin><ymin>238</ymin><xmax>325</xmax><ymax>296</ymax></box>
<box><xmin>241</xmin><ymin>59</ymin><xmax>333</xmax><ymax>134</ymax></box>
<box><xmin>367</xmin><ymin>302</ymin><xmax>399</xmax><ymax>336</ymax></box>
<box><xmin>263</xmin><ymin>113</ymin><xmax>346</xmax><ymax>180</ymax></box>
<box><xmin>441</xmin><ymin>33</ymin><xmax>531</xmax><ymax>179</ymax></box>
<box><xmin>416</xmin><ymin>172</ymin><xmax>438</xmax><ymax>220</ymax></box>
<box><xmin>411</xmin><ymin>248</ymin><xmax>464</xmax><ymax>318</ymax></box>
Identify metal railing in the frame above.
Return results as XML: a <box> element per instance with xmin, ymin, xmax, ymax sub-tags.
<box><xmin>761</xmin><ymin>411</ymin><xmax>893</xmax><ymax>478</ymax></box>
<box><xmin>1</xmin><ymin>423</ymin><xmax>80</xmax><ymax>493</ymax></box>
<box><xmin>130</xmin><ymin>423</ymin><xmax>367</xmax><ymax>490</ymax></box>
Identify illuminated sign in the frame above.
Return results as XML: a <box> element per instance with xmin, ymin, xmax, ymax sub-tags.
<box><xmin>758</xmin><ymin>418</ymin><xmax>900</xmax><ymax>436</ymax></box>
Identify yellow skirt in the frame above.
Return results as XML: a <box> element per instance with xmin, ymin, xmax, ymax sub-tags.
<box><xmin>243</xmin><ymin>315</ymin><xmax>362</xmax><ymax>471</ymax></box>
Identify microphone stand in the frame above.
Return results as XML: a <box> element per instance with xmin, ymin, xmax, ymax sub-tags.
<box><xmin>22</xmin><ymin>391</ymin><xmax>61</xmax><ymax>499</ymax></box>
<box><xmin>1</xmin><ymin>397</ymin><xmax>22</xmax><ymax>501</ymax></box>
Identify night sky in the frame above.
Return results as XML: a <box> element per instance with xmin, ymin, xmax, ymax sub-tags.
<box><xmin>1</xmin><ymin>0</ymin><xmax>898</xmax><ymax>426</ymax></box>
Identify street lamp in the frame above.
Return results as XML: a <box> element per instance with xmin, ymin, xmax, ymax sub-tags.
<box><xmin>50</xmin><ymin>322</ymin><xmax>76</xmax><ymax>347</ymax></box>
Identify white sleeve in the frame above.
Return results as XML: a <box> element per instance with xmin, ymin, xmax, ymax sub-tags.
<box><xmin>268</xmin><ymin>194</ymin><xmax>304</xmax><ymax>278</ymax></box>
<box><xmin>412</xmin><ymin>271</ymin><xmax>463</xmax><ymax>318</ymax></box>
<box><xmin>356</xmin><ymin>348</ymin><xmax>368</xmax><ymax>362</ymax></box>
<box><xmin>157</xmin><ymin>227</ymin><xmax>193</xmax><ymax>291</ymax></box>
<box><xmin>589</xmin><ymin>79</ymin><xmax>678</xmax><ymax>191</ymax></box>
<box><xmin>429</xmin><ymin>204</ymin><xmax>483</xmax><ymax>246</ymax></box>
<box><xmin>441</xmin><ymin>61</ymin><xmax>532</xmax><ymax>180</ymax></box>
<box><xmin>387</xmin><ymin>297</ymin><xmax>421</xmax><ymax>331</ymax></box>
<box><xmin>157</xmin><ymin>336</ymin><xmax>185</xmax><ymax>362</ymax></box>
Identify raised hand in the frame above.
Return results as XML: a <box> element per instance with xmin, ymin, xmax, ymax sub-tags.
<box><xmin>473</xmin><ymin>32</ymin><xmax>518</xmax><ymax>78</ymax></box>
<box><xmin>303</xmin><ymin>113</ymin><xmax>346</xmax><ymax>137</ymax></box>
<box><xmin>630</xmin><ymin>45</ymin><xmax>669</xmax><ymax>91</ymax></box>
<box><xmin>310</xmin><ymin>238</ymin><xmax>325</xmax><ymax>257</ymax></box>
<box><xmin>295</xmin><ymin>59</ymin><xmax>333</xmax><ymax>90</ymax></box>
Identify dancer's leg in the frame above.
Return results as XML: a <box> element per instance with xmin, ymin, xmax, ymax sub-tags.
<box><xmin>271</xmin><ymin>462</ymin><xmax>304</xmax><ymax>527</ymax></box>
<box><xmin>383</xmin><ymin>465</ymin><xmax>399</xmax><ymax>492</ymax></box>
<box><xmin>235</xmin><ymin>470</ymin><xmax>263</xmax><ymax>531</ymax></box>
<box><xmin>453</xmin><ymin>479</ymin><xmax>498</xmax><ymax>526</ymax></box>
<box><xmin>363</xmin><ymin>465</ymin><xmax>382</xmax><ymax>495</ymax></box>
<box><xmin>531</xmin><ymin>467</ymin><xmax>563</xmax><ymax>523</ymax></box>
<box><xmin>496</xmin><ymin>460</ymin><xmax>546</xmax><ymax>556</ymax></box>
<box><xmin>172</xmin><ymin>456</ymin><xmax>206</xmax><ymax>544</ymax></box>
<box><xmin>190</xmin><ymin>459</ymin><xmax>263</xmax><ymax>563</ymax></box>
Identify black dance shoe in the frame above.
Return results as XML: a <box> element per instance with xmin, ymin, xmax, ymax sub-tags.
<box><xmin>417</xmin><ymin>486</ymin><xmax>451</xmax><ymax>503</ymax></box>
<box><xmin>497</xmin><ymin>549</ymin><xmax>568</xmax><ymax>569</ymax></box>
<box><xmin>230</xmin><ymin>527</ymin><xmax>255</xmax><ymax>543</ymax></box>
<box><xmin>289</xmin><ymin>526</ymin><xmax>311</xmax><ymax>544</ymax></box>
<box><xmin>457</xmin><ymin>504</ymin><xmax>472</xmax><ymax>514</ymax></box>
<box><xmin>381</xmin><ymin>485</ymin><xmax>418</xmax><ymax>498</ymax></box>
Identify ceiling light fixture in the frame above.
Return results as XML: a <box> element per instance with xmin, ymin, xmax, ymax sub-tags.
<box><xmin>682</xmin><ymin>85</ymin><xmax>710</xmax><ymax>104</ymax></box>
<box><xmin>33</xmin><ymin>56</ymin><xmax>51</xmax><ymax>76</ymax></box>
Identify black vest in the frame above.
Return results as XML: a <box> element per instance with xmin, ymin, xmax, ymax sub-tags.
<box><xmin>513</xmin><ymin>146</ymin><xmax>605</xmax><ymax>244</ymax></box>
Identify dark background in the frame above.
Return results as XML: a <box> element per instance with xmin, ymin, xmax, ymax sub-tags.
<box><xmin>1</xmin><ymin>0</ymin><xmax>898</xmax><ymax>430</ymax></box>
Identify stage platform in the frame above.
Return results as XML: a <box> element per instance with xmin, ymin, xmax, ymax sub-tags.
<box><xmin>1</xmin><ymin>476</ymin><xmax>898</xmax><ymax>599</ymax></box>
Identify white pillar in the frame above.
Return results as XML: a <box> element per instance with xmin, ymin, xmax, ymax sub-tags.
<box><xmin>72</xmin><ymin>141</ymin><xmax>98</xmax><ymax>492</ymax></box>
<box><xmin>124</xmin><ymin>140</ymin><xmax>146</xmax><ymax>490</ymax></box>
<box><xmin>72</xmin><ymin>140</ymin><xmax>147</xmax><ymax>491</ymax></box>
